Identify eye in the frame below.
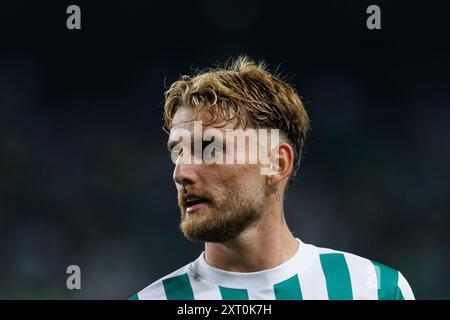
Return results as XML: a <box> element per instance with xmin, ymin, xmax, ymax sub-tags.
<box><xmin>203</xmin><ymin>140</ymin><xmax>225</xmax><ymax>158</ymax></box>
<box><xmin>202</xmin><ymin>140</ymin><xmax>212</xmax><ymax>152</ymax></box>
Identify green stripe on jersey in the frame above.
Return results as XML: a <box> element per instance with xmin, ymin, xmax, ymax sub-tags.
<box><xmin>128</xmin><ymin>293</ymin><xmax>139</xmax><ymax>300</ymax></box>
<box><xmin>372</xmin><ymin>261</ymin><xmax>399</xmax><ymax>300</ymax></box>
<box><xmin>395</xmin><ymin>286</ymin><xmax>405</xmax><ymax>300</ymax></box>
<box><xmin>219</xmin><ymin>286</ymin><xmax>249</xmax><ymax>300</ymax></box>
<box><xmin>274</xmin><ymin>274</ymin><xmax>303</xmax><ymax>300</ymax></box>
<box><xmin>162</xmin><ymin>273</ymin><xmax>195</xmax><ymax>300</ymax></box>
<box><xmin>320</xmin><ymin>253</ymin><xmax>353</xmax><ymax>300</ymax></box>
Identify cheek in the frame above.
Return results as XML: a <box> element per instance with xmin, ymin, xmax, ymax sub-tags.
<box><xmin>209</xmin><ymin>165</ymin><xmax>263</xmax><ymax>191</ymax></box>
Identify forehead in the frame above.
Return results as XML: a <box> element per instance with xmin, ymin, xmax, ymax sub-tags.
<box><xmin>171</xmin><ymin>106</ymin><xmax>235</xmax><ymax>132</ymax></box>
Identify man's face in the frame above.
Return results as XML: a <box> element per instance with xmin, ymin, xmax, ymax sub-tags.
<box><xmin>167</xmin><ymin>107</ymin><xmax>268</xmax><ymax>243</ymax></box>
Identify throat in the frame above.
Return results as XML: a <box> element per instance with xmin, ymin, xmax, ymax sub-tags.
<box><xmin>204</xmin><ymin>236</ymin><xmax>299</xmax><ymax>272</ymax></box>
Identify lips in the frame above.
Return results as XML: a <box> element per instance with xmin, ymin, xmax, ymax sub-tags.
<box><xmin>183</xmin><ymin>194</ymin><xmax>210</xmax><ymax>213</ymax></box>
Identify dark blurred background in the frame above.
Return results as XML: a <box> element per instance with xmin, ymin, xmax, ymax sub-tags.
<box><xmin>0</xmin><ymin>0</ymin><xmax>449</xmax><ymax>299</ymax></box>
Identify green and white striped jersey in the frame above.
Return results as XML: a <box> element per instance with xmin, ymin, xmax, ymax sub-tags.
<box><xmin>131</xmin><ymin>239</ymin><xmax>414</xmax><ymax>300</ymax></box>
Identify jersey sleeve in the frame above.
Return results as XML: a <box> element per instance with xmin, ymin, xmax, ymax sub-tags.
<box><xmin>372</xmin><ymin>260</ymin><xmax>415</xmax><ymax>300</ymax></box>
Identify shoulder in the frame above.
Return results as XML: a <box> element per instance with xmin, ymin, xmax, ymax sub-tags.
<box><xmin>312</xmin><ymin>244</ymin><xmax>415</xmax><ymax>300</ymax></box>
<box><xmin>129</xmin><ymin>263</ymin><xmax>193</xmax><ymax>300</ymax></box>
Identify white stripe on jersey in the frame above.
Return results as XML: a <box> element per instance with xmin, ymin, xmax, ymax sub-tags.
<box><xmin>298</xmin><ymin>244</ymin><xmax>328</xmax><ymax>300</ymax></box>
<box><xmin>398</xmin><ymin>271</ymin><xmax>415</xmax><ymax>300</ymax></box>
<box><xmin>187</xmin><ymin>267</ymin><xmax>222</xmax><ymax>300</ymax></box>
<box><xmin>344</xmin><ymin>252</ymin><xmax>378</xmax><ymax>300</ymax></box>
<box><xmin>247</xmin><ymin>287</ymin><xmax>276</xmax><ymax>300</ymax></box>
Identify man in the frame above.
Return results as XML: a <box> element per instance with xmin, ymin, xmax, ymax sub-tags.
<box><xmin>130</xmin><ymin>56</ymin><xmax>414</xmax><ymax>300</ymax></box>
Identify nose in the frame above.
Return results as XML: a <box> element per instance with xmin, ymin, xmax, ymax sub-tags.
<box><xmin>173</xmin><ymin>152</ymin><xmax>198</xmax><ymax>189</ymax></box>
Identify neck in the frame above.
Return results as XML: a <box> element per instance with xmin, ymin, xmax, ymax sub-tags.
<box><xmin>204</xmin><ymin>201</ymin><xmax>299</xmax><ymax>272</ymax></box>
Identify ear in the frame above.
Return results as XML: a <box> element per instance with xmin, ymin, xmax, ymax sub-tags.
<box><xmin>267</xmin><ymin>142</ymin><xmax>294</xmax><ymax>187</ymax></box>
